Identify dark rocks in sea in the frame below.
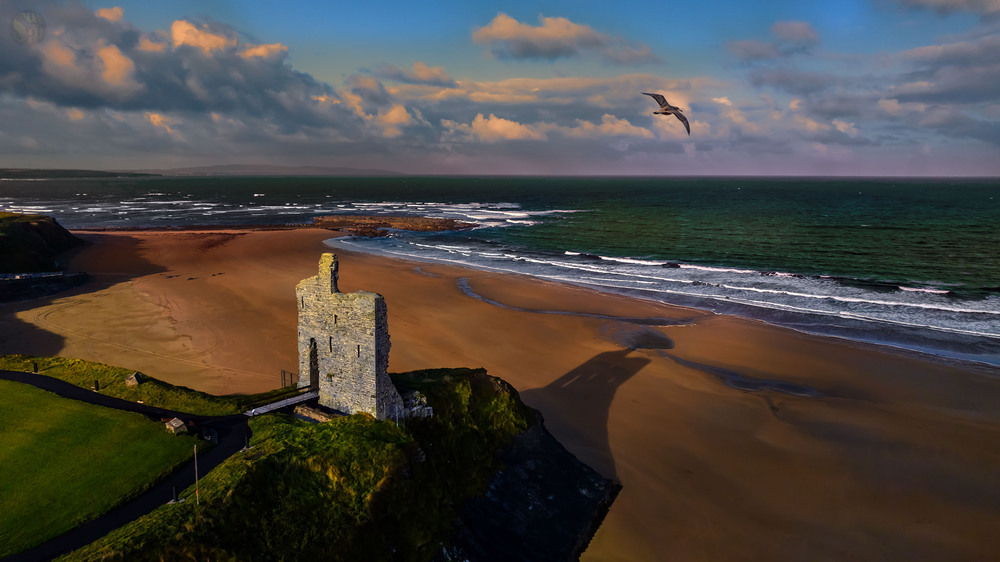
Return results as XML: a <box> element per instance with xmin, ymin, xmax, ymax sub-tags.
<box><xmin>0</xmin><ymin>213</ymin><xmax>89</xmax><ymax>301</ymax></box>
<box><xmin>0</xmin><ymin>271</ymin><xmax>89</xmax><ymax>302</ymax></box>
<box><xmin>312</xmin><ymin>214</ymin><xmax>477</xmax><ymax>237</ymax></box>
<box><xmin>437</xmin><ymin>421</ymin><xmax>620</xmax><ymax>562</ymax></box>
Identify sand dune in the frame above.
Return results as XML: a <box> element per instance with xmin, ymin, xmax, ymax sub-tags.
<box><xmin>2</xmin><ymin>228</ymin><xmax>999</xmax><ymax>560</ymax></box>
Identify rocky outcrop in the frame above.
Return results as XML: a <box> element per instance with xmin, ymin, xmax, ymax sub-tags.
<box><xmin>312</xmin><ymin>215</ymin><xmax>477</xmax><ymax>237</ymax></box>
<box><xmin>0</xmin><ymin>213</ymin><xmax>84</xmax><ymax>273</ymax></box>
<box><xmin>439</xmin><ymin>419</ymin><xmax>621</xmax><ymax>562</ymax></box>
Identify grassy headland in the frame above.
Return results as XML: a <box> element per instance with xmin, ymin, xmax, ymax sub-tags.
<box><xmin>0</xmin><ymin>169</ymin><xmax>156</xmax><ymax>179</ymax></box>
<box><xmin>63</xmin><ymin>368</ymin><xmax>535</xmax><ymax>561</ymax></box>
<box><xmin>0</xmin><ymin>212</ymin><xmax>84</xmax><ymax>273</ymax></box>
<box><xmin>0</xmin><ymin>379</ymin><xmax>199</xmax><ymax>557</ymax></box>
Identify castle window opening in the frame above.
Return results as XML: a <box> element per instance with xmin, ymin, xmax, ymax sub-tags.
<box><xmin>329</xmin><ymin>336</ymin><xmax>332</xmax><ymax>351</ymax></box>
<box><xmin>357</xmin><ymin>344</ymin><xmax>360</xmax><ymax>357</ymax></box>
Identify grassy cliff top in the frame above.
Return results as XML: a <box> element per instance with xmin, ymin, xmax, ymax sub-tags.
<box><xmin>0</xmin><ymin>212</ymin><xmax>84</xmax><ymax>273</ymax></box>
<box><xmin>61</xmin><ymin>368</ymin><xmax>535</xmax><ymax>561</ymax></box>
<box><xmin>0</xmin><ymin>355</ymin><xmax>295</xmax><ymax>415</ymax></box>
<box><xmin>0</xmin><ymin>379</ymin><xmax>199</xmax><ymax>557</ymax></box>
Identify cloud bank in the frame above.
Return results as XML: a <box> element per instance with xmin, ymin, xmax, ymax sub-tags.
<box><xmin>0</xmin><ymin>2</ymin><xmax>997</xmax><ymax>176</ymax></box>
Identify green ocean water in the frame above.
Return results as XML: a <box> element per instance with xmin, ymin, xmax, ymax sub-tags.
<box><xmin>3</xmin><ymin>175</ymin><xmax>996</xmax><ymax>294</ymax></box>
<box><xmin>499</xmin><ymin>177</ymin><xmax>1000</xmax><ymax>297</ymax></box>
<box><xmin>3</xmin><ymin>175</ymin><xmax>999</xmax><ymax>360</ymax></box>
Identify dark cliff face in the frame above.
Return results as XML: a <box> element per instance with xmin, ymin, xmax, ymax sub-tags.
<box><xmin>439</xmin><ymin>420</ymin><xmax>621</xmax><ymax>562</ymax></box>
<box><xmin>0</xmin><ymin>213</ymin><xmax>85</xmax><ymax>273</ymax></box>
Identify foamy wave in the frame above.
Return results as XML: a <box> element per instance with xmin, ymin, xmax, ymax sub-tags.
<box><xmin>900</xmin><ymin>286</ymin><xmax>951</xmax><ymax>295</ymax></box>
<box><xmin>718</xmin><ymin>283</ymin><xmax>999</xmax><ymax>315</ymax></box>
<box><xmin>679</xmin><ymin>263</ymin><xmax>758</xmax><ymax>275</ymax></box>
<box><xmin>597</xmin><ymin>255</ymin><xmax>669</xmax><ymax>266</ymax></box>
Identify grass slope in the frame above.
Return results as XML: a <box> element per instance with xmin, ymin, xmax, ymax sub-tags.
<box><xmin>0</xmin><ymin>379</ymin><xmax>199</xmax><ymax>557</ymax></box>
<box><xmin>0</xmin><ymin>212</ymin><xmax>83</xmax><ymax>273</ymax></box>
<box><xmin>0</xmin><ymin>355</ymin><xmax>295</xmax><ymax>416</ymax></box>
<box><xmin>63</xmin><ymin>368</ymin><xmax>534</xmax><ymax>561</ymax></box>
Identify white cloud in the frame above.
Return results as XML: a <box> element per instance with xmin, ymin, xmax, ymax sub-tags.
<box><xmin>95</xmin><ymin>42</ymin><xmax>136</xmax><ymax>87</ymax></box>
<box><xmin>375</xmin><ymin>105</ymin><xmax>413</xmax><ymax>137</ymax></box>
<box><xmin>562</xmin><ymin>115</ymin><xmax>654</xmax><ymax>138</ymax></box>
<box><xmin>461</xmin><ymin>113</ymin><xmax>546</xmax><ymax>142</ymax></box>
<box><xmin>137</xmin><ymin>35</ymin><xmax>167</xmax><ymax>52</ymax></box>
<box><xmin>376</xmin><ymin>62</ymin><xmax>455</xmax><ymax>87</ymax></box>
<box><xmin>146</xmin><ymin>112</ymin><xmax>181</xmax><ymax>138</ymax></box>
<box><xmin>170</xmin><ymin>20</ymin><xmax>238</xmax><ymax>54</ymax></box>
<box><xmin>833</xmin><ymin>119</ymin><xmax>859</xmax><ymax>136</ymax></box>
<box><xmin>239</xmin><ymin>43</ymin><xmax>288</xmax><ymax>59</ymax></box>
<box><xmin>95</xmin><ymin>7</ymin><xmax>123</xmax><ymax>22</ymax></box>
<box><xmin>793</xmin><ymin>113</ymin><xmax>830</xmax><ymax>133</ymax></box>
<box><xmin>472</xmin><ymin>13</ymin><xmax>658</xmax><ymax>65</ymax></box>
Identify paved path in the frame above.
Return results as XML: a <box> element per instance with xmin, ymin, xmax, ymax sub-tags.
<box><xmin>0</xmin><ymin>370</ymin><xmax>251</xmax><ymax>562</ymax></box>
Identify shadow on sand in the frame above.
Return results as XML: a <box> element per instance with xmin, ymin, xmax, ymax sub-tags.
<box><xmin>0</xmin><ymin>233</ymin><xmax>166</xmax><ymax>359</ymax></box>
<box><xmin>520</xmin><ymin>348</ymin><xmax>650</xmax><ymax>482</ymax></box>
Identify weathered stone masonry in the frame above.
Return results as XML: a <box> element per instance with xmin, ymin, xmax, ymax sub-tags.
<box><xmin>296</xmin><ymin>253</ymin><xmax>404</xmax><ymax>420</ymax></box>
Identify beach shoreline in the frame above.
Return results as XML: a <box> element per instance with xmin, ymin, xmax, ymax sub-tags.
<box><xmin>2</xmin><ymin>226</ymin><xmax>1000</xmax><ymax>560</ymax></box>
<box><xmin>325</xmin><ymin>235</ymin><xmax>1000</xmax><ymax>373</ymax></box>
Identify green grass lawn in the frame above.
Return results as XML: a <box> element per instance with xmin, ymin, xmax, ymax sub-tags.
<box><xmin>63</xmin><ymin>368</ymin><xmax>535</xmax><ymax>561</ymax></box>
<box><xmin>0</xmin><ymin>379</ymin><xmax>200</xmax><ymax>557</ymax></box>
<box><xmin>0</xmin><ymin>355</ymin><xmax>294</xmax><ymax>416</ymax></box>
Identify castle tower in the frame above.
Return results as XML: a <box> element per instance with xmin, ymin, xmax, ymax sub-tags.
<box><xmin>296</xmin><ymin>253</ymin><xmax>403</xmax><ymax>419</ymax></box>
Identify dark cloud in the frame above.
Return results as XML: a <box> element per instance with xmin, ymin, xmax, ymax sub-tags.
<box><xmin>890</xmin><ymin>0</ymin><xmax>1000</xmax><ymax>16</ymax></box>
<box><xmin>0</xmin><ymin>2</ymin><xmax>363</xmax><ymax>136</ymax></box>
<box><xmin>770</xmin><ymin>21</ymin><xmax>820</xmax><ymax>47</ymax></box>
<box><xmin>602</xmin><ymin>44</ymin><xmax>660</xmax><ymax>65</ymax></box>
<box><xmin>726</xmin><ymin>40</ymin><xmax>781</xmax><ymax>61</ymax></box>
<box><xmin>891</xmin><ymin>34</ymin><xmax>1000</xmax><ymax>104</ymax></box>
<box><xmin>748</xmin><ymin>68</ymin><xmax>836</xmax><ymax>95</ymax></box>
<box><xmin>348</xmin><ymin>75</ymin><xmax>391</xmax><ymax>107</ymax></box>
<box><xmin>726</xmin><ymin>21</ymin><xmax>819</xmax><ymax>62</ymax></box>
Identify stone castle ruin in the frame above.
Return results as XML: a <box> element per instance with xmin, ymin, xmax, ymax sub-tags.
<box><xmin>297</xmin><ymin>253</ymin><xmax>430</xmax><ymax>420</ymax></box>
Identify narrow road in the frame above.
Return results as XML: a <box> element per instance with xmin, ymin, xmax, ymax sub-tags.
<box><xmin>0</xmin><ymin>370</ymin><xmax>251</xmax><ymax>562</ymax></box>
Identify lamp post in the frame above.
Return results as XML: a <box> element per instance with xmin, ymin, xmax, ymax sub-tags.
<box><xmin>194</xmin><ymin>444</ymin><xmax>200</xmax><ymax>506</ymax></box>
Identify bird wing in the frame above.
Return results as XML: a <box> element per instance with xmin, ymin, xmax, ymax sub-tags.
<box><xmin>643</xmin><ymin>92</ymin><xmax>668</xmax><ymax>107</ymax></box>
<box><xmin>673</xmin><ymin>111</ymin><xmax>691</xmax><ymax>135</ymax></box>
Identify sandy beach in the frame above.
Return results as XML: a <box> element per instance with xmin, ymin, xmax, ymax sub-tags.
<box><xmin>2</xmin><ymin>228</ymin><xmax>1000</xmax><ymax>561</ymax></box>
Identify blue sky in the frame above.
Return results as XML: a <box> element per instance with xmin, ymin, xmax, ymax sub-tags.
<box><xmin>1</xmin><ymin>0</ymin><xmax>998</xmax><ymax>175</ymax></box>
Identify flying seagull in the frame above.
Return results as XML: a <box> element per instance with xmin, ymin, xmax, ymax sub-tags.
<box><xmin>643</xmin><ymin>92</ymin><xmax>690</xmax><ymax>135</ymax></box>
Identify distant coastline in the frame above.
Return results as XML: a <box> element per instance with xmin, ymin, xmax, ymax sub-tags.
<box><xmin>0</xmin><ymin>164</ymin><xmax>403</xmax><ymax>179</ymax></box>
<box><xmin>0</xmin><ymin>168</ymin><xmax>158</xmax><ymax>179</ymax></box>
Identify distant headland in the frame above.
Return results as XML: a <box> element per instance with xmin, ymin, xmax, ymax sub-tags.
<box><xmin>0</xmin><ymin>164</ymin><xmax>403</xmax><ymax>179</ymax></box>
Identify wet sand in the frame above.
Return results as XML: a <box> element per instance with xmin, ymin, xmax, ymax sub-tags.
<box><xmin>2</xmin><ymin>228</ymin><xmax>999</xmax><ymax>560</ymax></box>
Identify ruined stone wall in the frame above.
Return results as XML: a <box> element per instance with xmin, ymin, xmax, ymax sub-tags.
<box><xmin>296</xmin><ymin>253</ymin><xmax>403</xmax><ymax>419</ymax></box>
